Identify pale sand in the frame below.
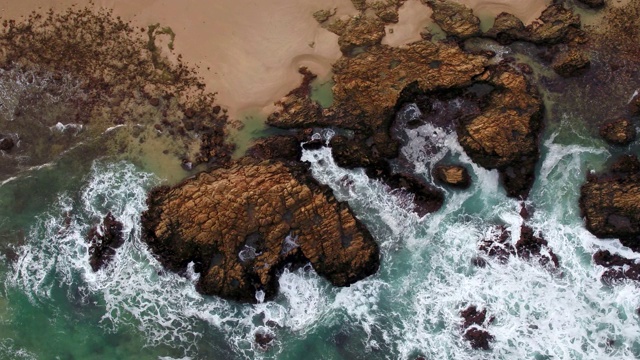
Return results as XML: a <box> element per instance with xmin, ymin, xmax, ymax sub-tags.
<box><xmin>2</xmin><ymin>0</ymin><xmax>548</xmax><ymax>119</ymax></box>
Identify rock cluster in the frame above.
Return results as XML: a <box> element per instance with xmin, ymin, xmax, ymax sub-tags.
<box><xmin>86</xmin><ymin>212</ymin><xmax>125</xmax><ymax>271</ymax></box>
<box><xmin>456</xmin><ymin>66</ymin><xmax>544</xmax><ymax>198</ymax></box>
<box><xmin>580</xmin><ymin>155</ymin><xmax>640</xmax><ymax>252</ymax></box>
<box><xmin>141</xmin><ymin>159</ymin><xmax>379</xmax><ymax>302</ymax></box>
<box><xmin>599</xmin><ymin>118</ymin><xmax>636</xmax><ymax>145</ymax></box>
<box><xmin>478</xmin><ymin>225</ymin><xmax>559</xmax><ymax>269</ymax></box>
<box><xmin>593</xmin><ymin>250</ymin><xmax>640</xmax><ymax>284</ymax></box>
<box><xmin>424</xmin><ymin>0</ymin><xmax>481</xmax><ymax>39</ymax></box>
<box><xmin>460</xmin><ymin>306</ymin><xmax>494</xmax><ymax>350</ymax></box>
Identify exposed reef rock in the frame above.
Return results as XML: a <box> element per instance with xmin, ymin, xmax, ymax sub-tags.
<box><xmin>424</xmin><ymin>0</ymin><xmax>481</xmax><ymax>39</ymax></box>
<box><xmin>369</xmin><ymin>168</ymin><xmax>445</xmax><ymax>217</ymax></box>
<box><xmin>580</xmin><ymin>155</ymin><xmax>640</xmax><ymax>252</ymax></box>
<box><xmin>86</xmin><ymin>212</ymin><xmax>124</xmax><ymax>271</ymax></box>
<box><xmin>478</xmin><ymin>225</ymin><xmax>559</xmax><ymax>268</ymax></box>
<box><xmin>593</xmin><ymin>250</ymin><xmax>640</xmax><ymax>284</ymax></box>
<box><xmin>460</xmin><ymin>306</ymin><xmax>494</xmax><ymax>350</ymax></box>
<box><xmin>551</xmin><ymin>47</ymin><xmax>590</xmax><ymax>77</ymax></box>
<box><xmin>486</xmin><ymin>4</ymin><xmax>584</xmax><ymax>45</ymax></box>
<box><xmin>245</xmin><ymin>135</ymin><xmax>302</xmax><ymax>162</ymax></box>
<box><xmin>328</xmin><ymin>16</ymin><xmax>386</xmax><ymax>55</ymax></box>
<box><xmin>599</xmin><ymin>118</ymin><xmax>636</xmax><ymax>145</ymax></box>
<box><xmin>577</xmin><ymin>0</ymin><xmax>605</xmax><ymax>9</ymax></box>
<box><xmin>456</xmin><ymin>66</ymin><xmax>544</xmax><ymax>198</ymax></box>
<box><xmin>141</xmin><ymin>158</ymin><xmax>379</xmax><ymax>302</ymax></box>
<box><xmin>434</xmin><ymin>164</ymin><xmax>471</xmax><ymax>189</ymax></box>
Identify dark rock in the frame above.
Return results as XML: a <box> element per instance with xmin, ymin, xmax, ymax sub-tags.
<box><xmin>580</xmin><ymin>155</ymin><xmax>640</xmax><ymax>252</ymax></box>
<box><xmin>460</xmin><ymin>305</ymin><xmax>494</xmax><ymax>350</ymax></box>
<box><xmin>254</xmin><ymin>329</ymin><xmax>275</xmax><ymax>349</ymax></box>
<box><xmin>629</xmin><ymin>93</ymin><xmax>640</xmax><ymax>115</ymax></box>
<box><xmin>141</xmin><ymin>158</ymin><xmax>380</xmax><ymax>303</ymax></box>
<box><xmin>593</xmin><ymin>250</ymin><xmax>640</xmax><ymax>284</ymax></box>
<box><xmin>369</xmin><ymin>168</ymin><xmax>444</xmax><ymax>217</ymax></box>
<box><xmin>0</xmin><ymin>136</ymin><xmax>15</xmax><ymax>151</ymax></box>
<box><xmin>86</xmin><ymin>212</ymin><xmax>125</xmax><ymax>271</ymax></box>
<box><xmin>552</xmin><ymin>48</ymin><xmax>590</xmax><ymax>77</ymax></box>
<box><xmin>149</xmin><ymin>97</ymin><xmax>160</xmax><ymax>106</ymax></box>
<box><xmin>433</xmin><ymin>164</ymin><xmax>471</xmax><ymax>189</ymax></box>
<box><xmin>246</xmin><ymin>135</ymin><xmax>302</xmax><ymax>162</ymax></box>
<box><xmin>577</xmin><ymin>0</ymin><xmax>605</xmax><ymax>9</ymax></box>
<box><xmin>599</xmin><ymin>118</ymin><xmax>636</xmax><ymax>145</ymax></box>
<box><xmin>479</xmin><ymin>225</ymin><xmax>559</xmax><ymax>268</ymax></box>
<box><xmin>425</xmin><ymin>0</ymin><xmax>481</xmax><ymax>39</ymax></box>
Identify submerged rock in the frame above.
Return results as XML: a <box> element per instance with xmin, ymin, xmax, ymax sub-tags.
<box><xmin>141</xmin><ymin>158</ymin><xmax>379</xmax><ymax>302</ymax></box>
<box><xmin>478</xmin><ymin>225</ymin><xmax>559</xmax><ymax>268</ymax></box>
<box><xmin>593</xmin><ymin>250</ymin><xmax>640</xmax><ymax>284</ymax></box>
<box><xmin>433</xmin><ymin>164</ymin><xmax>471</xmax><ymax>189</ymax></box>
<box><xmin>551</xmin><ymin>47</ymin><xmax>590</xmax><ymax>77</ymax></box>
<box><xmin>599</xmin><ymin>118</ymin><xmax>636</xmax><ymax>145</ymax></box>
<box><xmin>460</xmin><ymin>306</ymin><xmax>494</xmax><ymax>350</ymax></box>
<box><xmin>577</xmin><ymin>0</ymin><xmax>605</xmax><ymax>9</ymax></box>
<box><xmin>372</xmin><ymin>170</ymin><xmax>445</xmax><ymax>217</ymax></box>
<box><xmin>580</xmin><ymin>155</ymin><xmax>640</xmax><ymax>251</ymax></box>
<box><xmin>86</xmin><ymin>212</ymin><xmax>124</xmax><ymax>271</ymax></box>
<box><xmin>424</xmin><ymin>0</ymin><xmax>481</xmax><ymax>39</ymax></box>
<box><xmin>456</xmin><ymin>66</ymin><xmax>544</xmax><ymax>198</ymax></box>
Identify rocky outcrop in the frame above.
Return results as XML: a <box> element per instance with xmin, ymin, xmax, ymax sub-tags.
<box><xmin>424</xmin><ymin>0</ymin><xmax>481</xmax><ymax>39</ymax></box>
<box><xmin>141</xmin><ymin>158</ymin><xmax>379</xmax><ymax>302</ymax></box>
<box><xmin>456</xmin><ymin>66</ymin><xmax>544</xmax><ymax>198</ymax></box>
<box><xmin>577</xmin><ymin>0</ymin><xmax>605</xmax><ymax>9</ymax></box>
<box><xmin>478</xmin><ymin>225</ymin><xmax>559</xmax><ymax>268</ymax></box>
<box><xmin>580</xmin><ymin>155</ymin><xmax>640</xmax><ymax>251</ymax></box>
<box><xmin>599</xmin><ymin>118</ymin><xmax>636</xmax><ymax>145</ymax></box>
<box><xmin>485</xmin><ymin>5</ymin><xmax>584</xmax><ymax>45</ymax></box>
<box><xmin>434</xmin><ymin>164</ymin><xmax>471</xmax><ymax>189</ymax></box>
<box><xmin>327</xmin><ymin>16</ymin><xmax>386</xmax><ymax>55</ymax></box>
<box><xmin>373</xmin><ymin>170</ymin><xmax>445</xmax><ymax>217</ymax></box>
<box><xmin>460</xmin><ymin>306</ymin><xmax>494</xmax><ymax>350</ymax></box>
<box><xmin>87</xmin><ymin>212</ymin><xmax>124</xmax><ymax>271</ymax></box>
<box><xmin>245</xmin><ymin>135</ymin><xmax>302</xmax><ymax>162</ymax></box>
<box><xmin>593</xmin><ymin>250</ymin><xmax>640</xmax><ymax>284</ymax></box>
<box><xmin>552</xmin><ymin>48</ymin><xmax>590</xmax><ymax>77</ymax></box>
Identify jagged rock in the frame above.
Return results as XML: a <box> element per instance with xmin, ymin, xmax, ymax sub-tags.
<box><xmin>599</xmin><ymin>118</ymin><xmax>636</xmax><ymax>145</ymax></box>
<box><xmin>593</xmin><ymin>250</ymin><xmax>640</xmax><ymax>284</ymax></box>
<box><xmin>434</xmin><ymin>164</ymin><xmax>471</xmax><ymax>189</ymax></box>
<box><xmin>425</xmin><ymin>0</ymin><xmax>481</xmax><ymax>38</ymax></box>
<box><xmin>313</xmin><ymin>9</ymin><xmax>335</xmax><ymax>23</ymax></box>
<box><xmin>478</xmin><ymin>225</ymin><xmax>559</xmax><ymax>268</ymax></box>
<box><xmin>0</xmin><ymin>136</ymin><xmax>15</xmax><ymax>151</ymax></box>
<box><xmin>456</xmin><ymin>66</ymin><xmax>544</xmax><ymax>198</ymax></box>
<box><xmin>580</xmin><ymin>155</ymin><xmax>640</xmax><ymax>251</ymax></box>
<box><xmin>371</xmin><ymin>169</ymin><xmax>445</xmax><ymax>217</ymax></box>
<box><xmin>141</xmin><ymin>158</ymin><xmax>380</xmax><ymax>302</ymax></box>
<box><xmin>245</xmin><ymin>135</ymin><xmax>302</xmax><ymax>162</ymax></box>
<box><xmin>86</xmin><ymin>212</ymin><xmax>124</xmax><ymax>271</ymax></box>
<box><xmin>486</xmin><ymin>5</ymin><xmax>584</xmax><ymax>45</ymax></box>
<box><xmin>254</xmin><ymin>329</ymin><xmax>276</xmax><ymax>350</ymax></box>
<box><xmin>577</xmin><ymin>0</ymin><xmax>605</xmax><ymax>9</ymax></box>
<box><xmin>460</xmin><ymin>306</ymin><xmax>494</xmax><ymax>350</ymax></box>
<box><xmin>552</xmin><ymin>47</ymin><xmax>590</xmax><ymax>77</ymax></box>
<box><xmin>334</xmin><ymin>16</ymin><xmax>386</xmax><ymax>55</ymax></box>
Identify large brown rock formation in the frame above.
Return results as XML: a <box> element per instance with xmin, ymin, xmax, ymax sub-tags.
<box><xmin>424</xmin><ymin>0</ymin><xmax>481</xmax><ymax>39</ymax></box>
<box><xmin>141</xmin><ymin>158</ymin><xmax>379</xmax><ymax>302</ymax></box>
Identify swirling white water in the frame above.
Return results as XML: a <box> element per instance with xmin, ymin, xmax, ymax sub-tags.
<box><xmin>2</xmin><ymin>120</ymin><xmax>640</xmax><ymax>359</ymax></box>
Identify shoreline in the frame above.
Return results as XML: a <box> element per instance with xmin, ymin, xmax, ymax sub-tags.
<box><xmin>3</xmin><ymin>0</ymin><xmax>548</xmax><ymax>120</ymax></box>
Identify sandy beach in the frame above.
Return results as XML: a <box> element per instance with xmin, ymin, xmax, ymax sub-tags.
<box><xmin>2</xmin><ymin>0</ymin><xmax>548</xmax><ymax>119</ymax></box>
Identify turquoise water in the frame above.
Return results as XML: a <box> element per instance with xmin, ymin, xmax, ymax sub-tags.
<box><xmin>1</xmin><ymin>109</ymin><xmax>639</xmax><ymax>359</ymax></box>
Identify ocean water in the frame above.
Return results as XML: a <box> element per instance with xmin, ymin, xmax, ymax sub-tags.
<box><xmin>1</xmin><ymin>103</ymin><xmax>639</xmax><ymax>359</ymax></box>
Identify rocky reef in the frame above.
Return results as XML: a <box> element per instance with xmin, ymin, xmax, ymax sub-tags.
<box><xmin>424</xmin><ymin>0</ymin><xmax>481</xmax><ymax>39</ymax></box>
<box><xmin>478</xmin><ymin>224</ymin><xmax>559</xmax><ymax>269</ymax></box>
<box><xmin>87</xmin><ymin>212</ymin><xmax>125</xmax><ymax>271</ymax></box>
<box><xmin>580</xmin><ymin>155</ymin><xmax>640</xmax><ymax>252</ymax></box>
<box><xmin>141</xmin><ymin>158</ymin><xmax>379</xmax><ymax>302</ymax></box>
<box><xmin>433</xmin><ymin>164</ymin><xmax>471</xmax><ymax>189</ymax></box>
<box><xmin>460</xmin><ymin>305</ymin><xmax>494</xmax><ymax>350</ymax></box>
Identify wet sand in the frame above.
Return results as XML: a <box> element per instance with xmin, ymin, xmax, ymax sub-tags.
<box><xmin>2</xmin><ymin>0</ymin><xmax>548</xmax><ymax>119</ymax></box>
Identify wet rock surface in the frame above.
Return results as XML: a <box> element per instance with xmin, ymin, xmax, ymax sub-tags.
<box><xmin>599</xmin><ymin>118</ymin><xmax>636</xmax><ymax>145</ymax></box>
<box><xmin>478</xmin><ymin>225</ymin><xmax>559</xmax><ymax>269</ymax></box>
<box><xmin>456</xmin><ymin>66</ymin><xmax>544</xmax><ymax>198</ymax></box>
<box><xmin>425</xmin><ymin>0</ymin><xmax>481</xmax><ymax>39</ymax></box>
<box><xmin>141</xmin><ymin>158</ymin><xmax>379</xmax><ymax>302</ymax></box>
<box><xmin>593</xmin><ymin>250</ymin><xmax>640</xmax><ymax>284</ymax></box>
<box><xmin>551</xmin><ymin>47</ymin><xmax>590</xmax><ymax>77</ymax></box>
<box><xmin>486</xmin><ymin>4</ymin><xmax>584</xmax><ymax>45</ymax></box>
<box><xmin>434</xmin><ymin>164</ymin><xmax>471</xmax><ymax>189</ymax></box>
<box><xmin>460</xmin><ymin>306</ymin><xmax>494</xmax><ymax>350</ymax></box>
<box><xmin>580</xmin><ymin>155</ymin><xmax>640</xmax><ymax>252</ymax></box>
<box><xmin>87</xmin><ymin>212</ymin><xmax>125</xmax><ymax>271</ymax></box>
